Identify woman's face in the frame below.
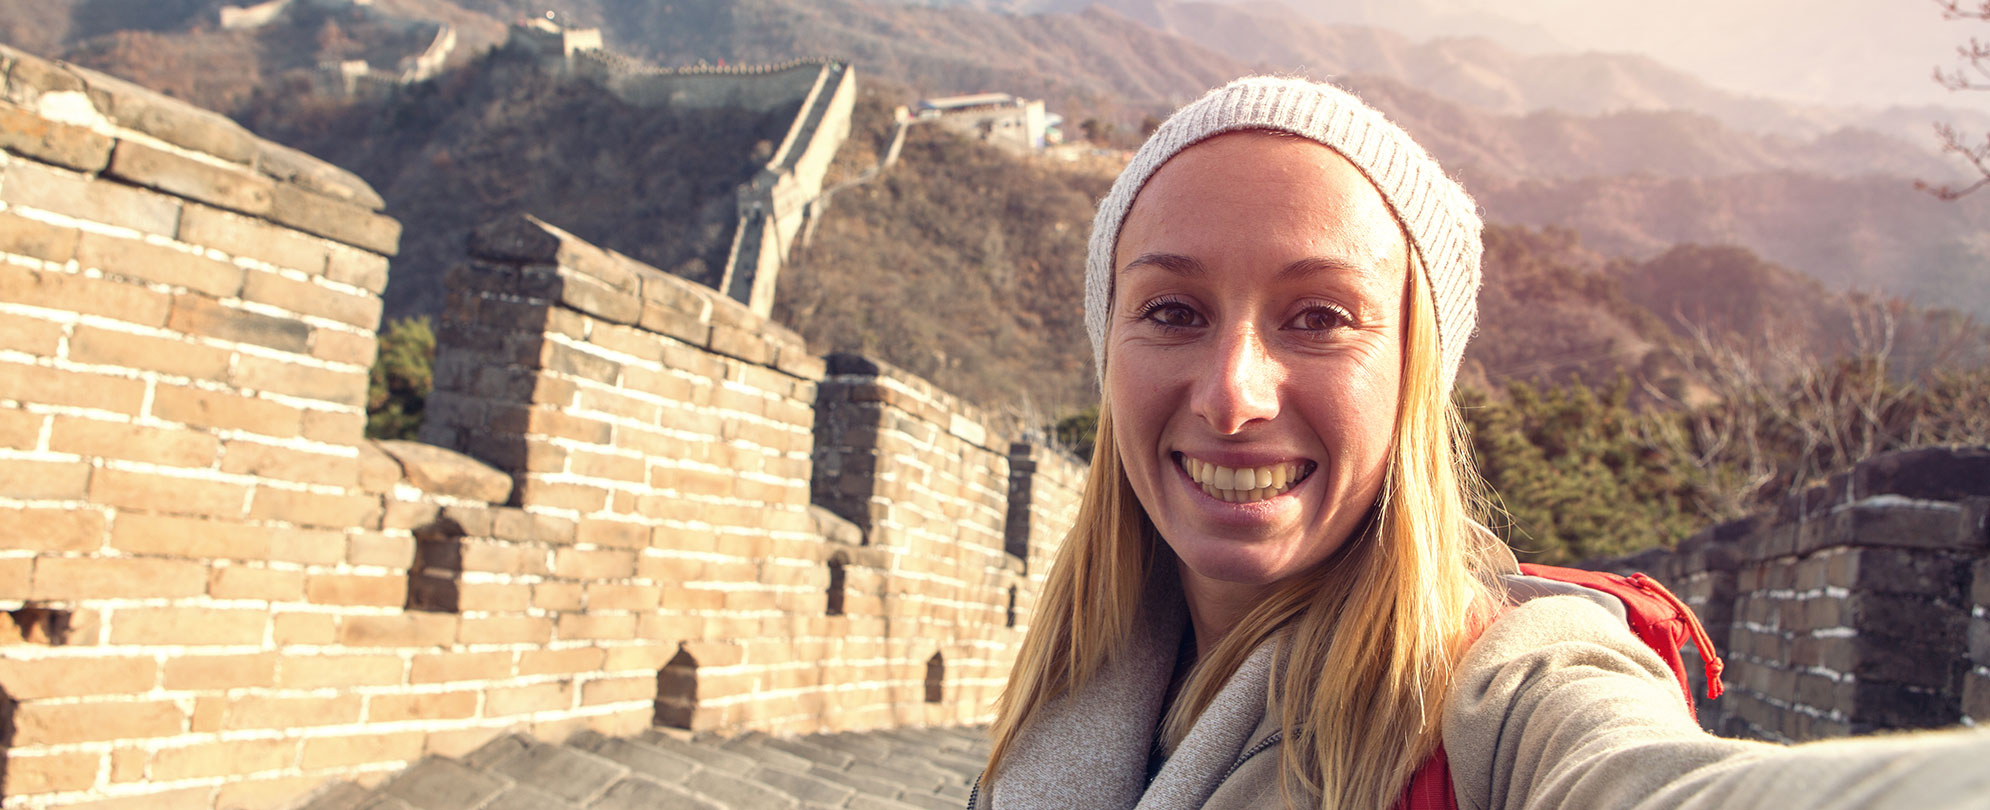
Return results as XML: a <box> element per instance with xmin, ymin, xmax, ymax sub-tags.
<box><xmin>1107</xmin><ymin>131</ymin><xmax>1408</xmax><ymax>601</ymax></box>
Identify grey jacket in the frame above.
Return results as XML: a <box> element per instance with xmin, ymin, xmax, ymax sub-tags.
<box><xmin>982</xmin><ymin>586</ymin><xmax>1990</xmax><ymax>809</ymax></box>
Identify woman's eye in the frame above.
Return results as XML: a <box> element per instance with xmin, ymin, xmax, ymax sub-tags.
<box><xmin>1140</xmin><ymin>301</ymin><xmax>1204</xmax><ymax>329</ymax></box>
<box><xmin>1287</xmin><ymin>306</ymin><xmax>1350</xmax><ymax>332</ymax></box>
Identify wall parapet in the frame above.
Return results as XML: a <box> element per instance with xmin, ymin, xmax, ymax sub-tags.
<box><xmin>1587</xmin><ymin>445</ymin><xmax>1990</xmax><ymax>739</ymax></box>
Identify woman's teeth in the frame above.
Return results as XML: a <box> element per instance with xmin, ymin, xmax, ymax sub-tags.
<box><xmin>1180</xmin><ymin>457</ymin><xmax>1313</xmax><ymax>503</ymax></box>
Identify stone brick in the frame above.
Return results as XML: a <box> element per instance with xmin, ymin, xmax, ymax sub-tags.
<box><xmin>518</xmin><ymin>647</ymin><xmax>606</xmax><ymax>677</ymax></box>
<box><xmin>268</xmin><ymin>182</ymin><xmax>401</xmax><ymax>255</ymax></box>
<box><xmin>375</xmin><ymin>439</ymin><xmax>513</xmax><ymax>502</ymax></box>
<box><xmin>221</xmin><ymin>440</ymin><xmax>358</xmax><ymax>487</ymax></box>
<box><xmin>107</xmin><ymin>139</ymin><xmax>274</xmax><ymax>215</ymax></box>
<box><xmin>254</xmin><ymin>138</ymin><xmax>384</xmax><ymax>209</ymax></box>
<box><xmin>230</xmin><ymin>352</ymin><xmax>367</xmax><ymax>407</ymax></box>
<box><xmin>267</xmin><ymin>527</ymin><xmax>348</xmax><ymax>565</ymax></box>
<box><xmin>0</xmin><ymin>104</ymin><xmax>113</xmax><ymax>170</ymax></box>
<box><xmin>243</xmin><ymin>267</ymin><xmax>383</xmax><ymax>329</ymax></box>
<box><xmin>177</xmin><ymin>203</ymin><xmax>327</xmax><ymax>274</ymax></box>
<box><xmin>1</xmin><ymin>158</ymin><xmax>180</xmax><ymax>236</ymax></box>
<box><xmin>555</xmin><ymin>547</ymin><xmax>637</xmax><ymax>579</ymax></box>
<box><xmin>152</xmin><ymin>384</ymin><xmax>303</xmax><ymax>435</ymax></box>
<box><xmin>1</xmin><ymin>750</ymin><xmax>101</xmax><ymax>795</ymax></box>
<box><xmin>0</xmin><ymin>208</ymin><xmax>79</xmax><ymax>262</ymax></box>
<box><xmin>306</xmin><ymin>573</ymin><xmax>406</xmax><ymax>606</ymax></box>
<box><xmin>249</xmin><ymin>486</ymin><xmax>379</xmax><ymax>528</ymax></box>
<box><xmin>223</xmin><ymin>694</ymin><xmax>361</xmax><ymax>731</ymax></box>
<box><xmin>570</xmin><ymin>450</ymin><xmax>647</xmax><ymax>483</ymax></box>
<box><xmin>110</xmin><ymin>606</ymin><xmax>266</xmax><ymax>645</ymax></box>
<box><xmin>301</xmin><ymin>731</ymin><xmax>425</xmax><ymax>770</ymax></box>
<box><xmin>50</xmin><ymin>415</ymin><xmax>219</xmax><ymax>467</ymax></box>
<box><xmin>493</xmin><ymin>508</ymin><xmax>577</xmax><ymax>544</ymax></box>
<box><xmin>162</xmin><ymin>652</ymin><xmax>277</xmax><ymax>690</ymax></box>
<box><xmin>207</xmin><ymin>565</ymin><xmax>303</xmax><ymax>601</ymax></box>
<box><xmin>76</xmin><ymin>231</ymin><xmax>243</xmax><ymax>297</ymax></box>
<box><xmin>556</xmin><ymin>613</ymin><xmax>637</xmax><ymax>640</ymax></box>
<box><xmin>586</xmin><ymin>583</ymin><xmax>661</xmax><ymax>610</ymax></box>
<box><xmin>108</xmin><ymin>746</ymin><xmax>146</xmax><ymax>783</ymax></box>
<box><xmin>312</xmin><ymin>326</ymin><xmax>378</xmax><ymax>367</ymax></box>
<box><xmin>325</xmin><ymin>244</ymin><xmax>390</xmax><ymax>294</ymax></box>
<box><xmin>0</xmin><ymin>506</ymin><xmax>105</xmax><ymax>551</ymax></box>
<box><xmin>152</xmin><ymin>738</ymin><xmax>295</xmax><ymax>780</ymax></box>
<box><xmin>276</xmin><ymin>653</ymin><xmax>404</xmax><ymax>688</ymax></box>
<box><xmin>272</xmin><ymin>611</ymin><xmax>335</xmax><ymax>645</ymax></box>
<box><xmin>532</xmin><ymin>581</ymin><xmax>584</xmax><ymax>611</ymax></box>
<box><xmin>0</xmin><ymin>310</ymin><xmax>62</xmax><ymax>357</ymax></box>
<box><xmin>0</xmin><ymin>655</ymin><xmax>158</xmax><ymax>698</ymax></box>
<box><xmin>347</xmin><ymin>530</ymin><xmax>415</xmax><ymax>567</ymax></box>
<box><xmin>516</xmin><ymin>479</ymin><xmax>610</xmax><ymax>513</ymax></box>
<box><xmin>541</xmin><ymin>340</ymin><xmax>623</xmax><ymax>382</ymax></box>
<box><xmin>581</xmin><ymin>675</ymin><xmax>653</xmax><ymax>706</ymax></box>
<box><xmin>0</xmin><ymin>556</ymin><xmax>32</xmax><ymax>600</ymax></box>
<box><xmin>86</xmin><ymin>70</ymin><xmax>257</xmax><ymax>163</ymax></box>
<box><xmin>338</xmin><ymin>612</ymin><xmax>457</xmax><ymax>647</ymax></box>
<box><xmin>0</xmin><ymin>457</ymin><xmax>91</xmax><ymax>500</ymax></box>
<box><xmin>13</xmin><ymin>699</ymin><xmax>184</xmax><ymax>745</ymax></box>
<box><xmin>0</xmin><ymin>262</ymin><xmax>171</xmax><ymax>327</ymax></box>
<box><xmin>32</xmin><ymin>555</ymin><xmax>208</xmax><ymax>600</ymax></box>
<box><xmin>368</xmin><ymin>690</ymin><xmax>479</xmax><ymax>723</ymax></box>
<box><xmin>167</xmin><ymin>293</ymin><xmax>311</xmax><ymax>353</ymax></box>
<box><xmin>90</xmin><ymin>466</ymin><xmax>248</xmax><ymax>518</ymax></box>
<box><xmin>456</xmin><ymin>582</ymin><xmax>530</xmax><ymax>611</ymax></box>
<box><xmin>457</xmin><ymin>615</ymin><xmax>552</xmax><ymax>645</ymax></box>
<box><xmin>69</xmin><ymin>325</ymin><xmax>234</xmax><ymax>382</ymax></box>
<box><xmin>486</xmin><ymin>681</ymin><xmax>574</xmax><ymax>716</ymax></box>
<box><xmin>412</xmin><ymin>651</ymin><xmax>513</xmax><ymax>683</ymax></box>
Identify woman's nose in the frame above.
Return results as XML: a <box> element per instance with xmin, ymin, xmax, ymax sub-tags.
<box><xmin>1193</xmin><ymin>327</ymin><xmax>1280</xmax><ymax>434</ymax></box>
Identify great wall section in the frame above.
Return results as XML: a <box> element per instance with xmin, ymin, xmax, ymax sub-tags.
<box><xmin>0</xmin><ymin>32</ymin><xmax>1985</xmax><ymax>810</ymax></box>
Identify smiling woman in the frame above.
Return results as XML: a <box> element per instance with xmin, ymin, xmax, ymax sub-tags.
<box><xmin>973</xmin><ymin>76</ymin><xmax>1990</xmax><ymax>810</ymax></box>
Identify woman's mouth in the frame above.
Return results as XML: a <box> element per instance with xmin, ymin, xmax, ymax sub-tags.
<box><xmin>1175</xmin><ymin>453</ymin><xmax>1315</xmax><ymax>504</ymax></box>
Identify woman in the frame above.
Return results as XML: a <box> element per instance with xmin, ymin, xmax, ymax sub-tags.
<box><xmin>975</xmin><ymin>76</ymin><xmax>1990</xmax><ymax>810</ymax></box>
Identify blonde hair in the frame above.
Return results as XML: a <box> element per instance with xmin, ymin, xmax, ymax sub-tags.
<box><xmin>985</xmin><ymin>261</ymin><xmax>1508</xmax><ymax>808</ymax></box>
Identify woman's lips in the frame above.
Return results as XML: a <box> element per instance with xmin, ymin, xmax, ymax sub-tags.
<box><xmin>1174</xmin><ymin>452</ymin><xmax>1316</xmax><ymax>504</ymax></box>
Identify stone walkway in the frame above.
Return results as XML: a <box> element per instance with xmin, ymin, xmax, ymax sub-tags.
<box><xmin>298</xmin><ymin>726</ymin><xmax>988</xmax><ymax>809</ymax></box>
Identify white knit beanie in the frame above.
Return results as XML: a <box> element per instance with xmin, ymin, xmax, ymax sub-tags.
<box><xmin>1085</xmin><ymin>76</ymin><xmax>1483</xmax><ymax>395</ymax></box>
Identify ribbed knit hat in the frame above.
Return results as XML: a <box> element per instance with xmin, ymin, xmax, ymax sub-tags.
<box><xmin>1085</xmin><ymin>76</ymin><xmax>1483</xmax><ymax>394</ymax></box>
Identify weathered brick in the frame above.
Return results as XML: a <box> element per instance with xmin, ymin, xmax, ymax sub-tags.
<box><xmin>107</xmin><ymin>139</ymin><xmax>274</xmax><ymax>214</ymax></box>
<box><xmin>255</xmin><ymin>138</ymin><xmax>383</xmax><ymax>208</ymax></box>
<box><xmin>338</xmin><ymin>612</ymin><xmax>456</xmax><ymax>647</ymax></box>
<box><xmin>554</xmin><ymin>547</ymin><xmax>637</xmax><ymax>579</ymax></box>
<box><xmin>152</xmin><ymin>738</ymin><xmax>296</xmax><ymax>780</ymax></box>
<box><xmin>586</xmin><ymin>582</ymin><xmax>661</xmax><ymax>611</ymax></box>
<box><xmin>1</xmin><ymin>750</ymin><xmax>101</xmax><ymax>795</ymax></box>
<box><xmin>276</xmin><ymin>653</ymin><xmax>404</xmax><ymax>688</ymax></box>
<box><xmin>541</xmin><ymin>340</ymin><xmax>623</xmax><ymax>382</ymax></box>
<box><xmin>301</xmin><ymin>731</ymin><xmax>425</xmax><ymax>770</ymax></box>
<box><xmin>708</xmin><ymin>322</ymin><xmax>772</xmax><ymax>365</ymax></box>
<box><xmin>305</xmin><ymin>573</ymin><xmax>405</xmax><ymax>607</ymax></box>
<box><xmin>570</xmin><ymin>451</ymin><xmax>646</xmax><ymax>483</ymax></box>
<box><xmin>367</xmin><ymin>690</ymin><xmax>478</xmax><ymax>723</ymax></box>
<box><xmin>516</xmin><ymin>479</ymin><xmax>610</xmax><ymax>513</ymax></box>
<box><xmin>0</xmin><ymin>311</ymin><xmax>62</xmax><ymax>358</ymax></box>
<box><xmin>177</xmin><ymin>203</ymin><xmax>327</xmax><ymax>274</ymax></box>
<box><xmin>493</xmin><ymin>508</ymin><xmax>578</xmax><ymax>544</ymax></box>
<box><xmin>0</xmin><ymin>104</ymin><xmax>113</xmax><ymax>170</ymax></box>
<box><xmin>75</xmin><ymin>231</ymin><xmax>243</xmax><ymax>297</ymax></box>
<box><xmin>518</xmin><ymin>647</ymin><xmax>606</xmax><ymax>677</ymax></box>
<box><xmin>110</xmin><ymin>606</ymin><xmax>266</xmax><ymax>645</ymax></box>
<box><xmin>0</xmin><ymin>655</ymin><xmax>158</xmax><ymax>698</ymax></box>
<box><xmin>168</xmin><ymin>295</ymin><xmax>309</xmax><ymax>355</ymax></box>
<box><xmin>485</xmin><ymin>681</ymin><xmax>573</xmax><ymax>716</ymax></box>
<box><xmin>223</xmin><ymin>694</ymin><xmax>360</xmax><ymax>730</ymax></box>
<box><xmin>0</xmin><ymin>506</ymin><xmax>103</xmax><ymax>551</ymax></box>
<box><xmin>273</xmin><ymin>611</ymin><xmax>336</xmax><ymax>645</ymax></box>
<box><xmin>221</xmin><ymin>440</ymin><xmax>358</xmax><ymax>487</ymax></box>
<box><xmin>456</xmin><ymin>581</ymin><xmax>530</xmax><ymax>611</ymax></box>
<box><xmin>162</xmin><ymin>652</ymin><xmax>277</xmax><ymax>690</ymax></box>
<box><xmin>532</xmin><ymin>581</ymin><xmax>584</xmax><ymax>611</ymax></box>
<box><xmin>31</xmin><ymin>555</ymin><xmax>207</xmax><ymax>600</ymax></box>
<box><xmin>249</xmin><ymin>486</ymin><xmax>379</xmax><ymax>528</ymax></box>
<box><xmin>557</xmin><ymin>612</ymin><xmax>637</xmax><ymax>640</ymax></box>
<box><xmin>90</xmin><ymin>467</ymin><xmax>248</xmax><ymax>518</ymax></box>
<box><xmin>0</xmin><ymin>407</ymin><xmax>41</xmax><ymax>449</ymax></box>
<box><xmin>0</xmin><ymin>457</ymin><xmax>91</xmax><ymax>500</ymax></box>
<box><xmin>110</xmin><ymin>511</ymin><xmax>266</xmax><ymax>559</ymax></box>
<box><xmin>311</xmin><ymin>327</ymin><xmax>377</xmax><ymax>367</ymax></box>
<box><xmin>0</xmin><ymin>557</ymin><xmax>29</xmax><ymax>600</ymax></box>
<box><xmin>68</xmin><ymin>325</ymin><xmax>234</xmax><ymax>381</ymax></box>
<box><xmin>325</xmin><ymin>244</ymin><xmax>390</xmax><ymax>294</ymax></box>
<box><xmin>0</xmin><ymin>209</ymin><xmax>79</xmax><ymax>263</ymax></box>
<box><xmin>411</xmin><ymin>651</ymin><xmax>512</xmax><ymax>684</ymax></box>
<box><xmin>229</xmin><ymin>352</ymin><xmax>367</xmax><ymax>407</ymax></box>
<box><xmin>302</xmin><ymin>407</ymin><xmax>367</xmax><ymax>446</ymax></box>
<box><xmin>87</xmin><ymin>70</ymin><xmax>257</xmax><ymax>162</ymax></box>
<box><xmin>152</xmin><ymin>384</ymin><xmax>303</xmax><ymax>435</ymax></box>
<box><xmin>581</xmin><ymin>675</ymin><xmax>654</xmax><ymax>706</ymax></box>
<box><xmin>208</xmin><ymin>565</ymin><xmax>304</xmax><ymax>601</ymax></box>
<box><xmin>267</xmin><ymin>182</ymin><xmax>402</xmax><ymax>256</ymax></box>
<box><xmin>457</xmin><ymin>615</ymin><xmax>551</xmax><ymax>645</ymax></box>
<box><xmin>13</xmin><ymin>700</ymin><xmax>184</xmax><ymax>745</ymax></box>
<box><xmin>243</xmin><ymin>268</ymin><xmax>383</xmax><ymax>329</ymax></box>
<box><xmin>346</xmin><ymin>531</ymin><xmax>414</xmax><ymax>567</ymax></box>
<box><xmin>0</xmin><ymin>158</ymin><xmax>180</xmax><ymax>236</ymax></box>
<box><xmin>50</xmin><ymin>415</ymin><xmax>219</xmax><ymax>467</ymax></box>
<box><xmin>0</xmin><ymin>263</ymin><xmax>171</xmax><ymax>327</ymax></box>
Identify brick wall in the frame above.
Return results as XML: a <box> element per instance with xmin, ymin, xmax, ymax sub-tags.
<box><xmin>1590</xmin><ymin>446</ymin><xmax>1990</xmax><ymax>740</ymax></box>
<box><xmin>0</xmin><ymin>46</ymin><xmax>1084</xmax><ymax>809</ymax></box>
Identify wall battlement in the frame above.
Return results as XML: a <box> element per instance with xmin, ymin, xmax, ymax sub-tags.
<box><xmin>0</xmin><ymin>46</ymin><xmax>1078</xmax><ymax>810</ymax></box>
<box><xmin>1588</xmin><ymin>446</ymin><xmax>1990</xmax><ymax>739</ymax></box>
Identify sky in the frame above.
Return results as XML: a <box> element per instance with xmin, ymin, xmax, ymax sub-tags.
<box><xmin>1306</xmin><ymin>0</ymin><xmax>1982</xmax><ymax>109</ymax></box>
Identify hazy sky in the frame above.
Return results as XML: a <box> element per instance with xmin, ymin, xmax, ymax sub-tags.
<box><xmin>1437</xmin><ymin>0</ymin><xmax>1978</xmax><ymax>108</ymax></box>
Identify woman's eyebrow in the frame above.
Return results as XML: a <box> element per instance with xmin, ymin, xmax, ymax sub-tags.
<box><xmin>1277</xmin><ymin>255</ymin><xmax>1367</xmax><ymax>280</ymax></box>
<box><xmin>1121</xmin><ymin>252</ymin><xmax>1207</xmax><ymax>276</ymax></box>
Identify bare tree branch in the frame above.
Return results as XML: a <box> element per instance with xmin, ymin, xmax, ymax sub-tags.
<box><xmin>1924</xmin><ymin>0</ymin><xmax>1990</xmax><ymax>197</ymax></box>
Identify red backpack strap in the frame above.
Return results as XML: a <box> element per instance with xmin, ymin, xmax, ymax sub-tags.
<box><xmin>1394</xmin><ymin>745</ymin><xmax>1457</xmax><ymax>810</ymax></box>
<box><xmin>1517</xmin><ymin>564</ymin><xmax>1725</xmax><ymax>709</ymax></box>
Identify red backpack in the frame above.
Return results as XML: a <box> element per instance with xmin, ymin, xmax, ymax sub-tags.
<box><xmin>1393</xmin><ymin>564</ymin><xmax>1726</xmax><ymax>810</ymax></box>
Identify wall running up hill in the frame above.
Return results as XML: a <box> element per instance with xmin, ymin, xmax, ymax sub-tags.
<box><xmin>0</xmin><ymin>46</ymin><xmax>1082</xmax><ymax>810</ymax></box>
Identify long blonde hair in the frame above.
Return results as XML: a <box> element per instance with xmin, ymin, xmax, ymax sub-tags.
<box><xmin>985</xmin><ymin>262</ymin><xmax>1509</xmax><ymax>808</ymax></box>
